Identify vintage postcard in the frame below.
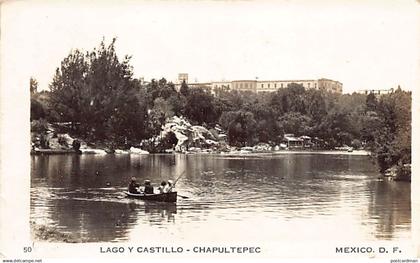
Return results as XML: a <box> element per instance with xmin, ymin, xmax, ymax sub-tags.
<box><xmin>0</xmin><ymin>0</ymin><xmax>419</xmax><ymax>262</ymax></box>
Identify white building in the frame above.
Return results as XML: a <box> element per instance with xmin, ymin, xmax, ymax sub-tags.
<box><xmin>256</xmin><ymin>79</ymin><xmax>319</xmax><ymax>93</ymax></box>
<box><xmin>178</xmin><ymin>73</ymin><xmax>188</xmax><ymax>84</ymax></box>
<box><xmin>174</xmin><ymin>73</ymin><xmax>343</xmax><ymax>94</ymax></box>
<box><xmin>356</xmin><ymin>88</ymin><xmax>394</xmax><ymax>96</ymax></box>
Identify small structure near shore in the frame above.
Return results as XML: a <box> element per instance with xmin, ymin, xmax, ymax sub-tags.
<box><xmin>282</xmin><ymin>134</ymin><xmax>304</xmax><ymax>149</ymax></box>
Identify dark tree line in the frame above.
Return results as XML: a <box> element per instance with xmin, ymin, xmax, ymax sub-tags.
<box><xmin>360</xmin><ymin>90</ymin><xmax>411</xmax><ymax>172</ymax></box>
<box><xmin>30</xmin><ymin>39</ymin><xmax>411</xmax><ymax>173</ymax></box>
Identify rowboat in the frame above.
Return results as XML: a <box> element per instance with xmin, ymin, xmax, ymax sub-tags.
<box><xmin>124</xmin><ymin>191</ymin><xmax>177</xmax><ymax>203</ymax></box>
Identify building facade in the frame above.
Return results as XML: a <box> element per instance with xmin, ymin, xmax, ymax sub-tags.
<box><xmin>178</xmin><ymin>73</ymin><xmax>188</xmax><ymax>84</ymax></box>
<box><xmin>175</xmin><ymin>73</ymin><xmax>343</xmax><ymax>94</ymax></box>
<box><xmin>317</xmin><ymin>78</ymin><xmax>343</xmax><ymax>93</ymax></box>
<box><xmin>211</xmin><ymin>81</ymin><xmax>231</xmax><ymax>90</ymax></box>
<box><xmin>356</xmin><ymin>88</ymin><xmax>394</xmax><ymax>96</ymax></box>
<box><xmin>231</xmin><ymin>80</ymin><xmax>258</xmax><ymax>92</ymax></box>
<box><xmin>256</xmin><ymin>79</ymin><xmax>319</xmax><ymax>93</ymax></box>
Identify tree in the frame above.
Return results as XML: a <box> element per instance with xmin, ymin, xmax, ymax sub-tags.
<box><xmin>287</xmin><ymin>83</ymin><xmax>307</xmax><ymax>114</ymax></box>
<box><xmin>305</xmin><ymin>90</ymin><xmax>327</xmax><ymax>122</ymax></box>
<box><xmin>278</xmin><ymin>112</ymin><xmax>312</xmax><ymax>136</ymax></box>
<box><xmin>360</xmin><ymin>111</ymin><xmax>383</xmax><ymax>145</ymax></box>
<box><xmin>30</xmin><ymin>98</ymin><xmax>46</xmax><ymax>120</ymax></box>
<box><xmin>179</xmin><ymin>80</ymin><xmax>189</xmax><ymax>96</ymax></box>
<box><xmin>392</xmin><ymin>89</ymin><xmax>411</xmax><ymax>164</ymax></box>
<box><xmin>30</xmin><ymin>77</ymin><xmax>38</xmax><ymax>94</ymax></box>
<box><xmin>31</xmin><ymin>118</ymin><xmax>49</xmax><ymax>133</ymax></box>
<box><xmin>370</xmin><ymin>90</ymin><xmax>411</xmax><ymax>172</ymax></box>
<box><xmin>160</xmin><ymin>131</ymin><xmax>178</xmax><ymax>150</ymax></box>
<box><xmin>49</xmin><ymin>38</ymin><xmax>147</xmax><ymax>144</ymax></box>
<box><xmin>86</xmin><ymin>38</ymin><xmax>146</xmax><ymax>142</ymax></box>
<box><xmin>146</xmin><ymin>78</ymin><xmax>177</xmax><ymax>106</ymax></box>
<box><xmin>153</xmin><ymin>97</ymin><xmax>174</xmax><ymax>120</ymax></box>
<box><xmin>167</xmin><ymin>94</ymin><xmax>185</xmax><ymax>117</ymax></box>
<box><xmin>49</xmin><ymin>49</ymin><xmax>88</xmax><ymax>130</ymax></box>
<box><xmin>249</xmin><ymin>101</ymin><xmax>279</xmax><ymax>143</ymax></box>
<box><xmin>185</xmin><ymin>88</ymin><xmax>217</xmax><ymax>125</ymax></box>
<box><xmin>256</xmin><ymin>119</ymin><xmax>271</xmax><ymax>143</ymax></box>
<box><xmin>219</xmin><ymin>111</ymin><xmax>237</xmax><ymax>130</ymax></box>
<box><xmin>366</xmin><ymin>93</ymin><xmax>378</xmax><ymax>112</ymax></box>
<box><xmin>229</xmin><ymin>111</ymin><xmax>257</xmax><ymax>146</ymax></box>
<box><xmin>219</xmin><ymin>110</ymin><xmax>257</xmax><ymax>146</ymax></box>
<box><xmin>269</xmin><ymin>89</ymin><xmax>287</xmax><ymax>116</ymax></box>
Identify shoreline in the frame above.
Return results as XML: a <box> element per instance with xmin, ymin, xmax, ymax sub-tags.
<box><xmin>31</xmin><ymin>221</ymin><xmax>86</xmax><ymax>243</ymax></box>
<box><xmin>31</xmin><ymin>149</ymin><xmax>371</xmax><ymax>156</ymax></box>
<box><xmin>221</xmin><ymin>149</ymin><xmax>371</xmax><ymax>156</ymax></box>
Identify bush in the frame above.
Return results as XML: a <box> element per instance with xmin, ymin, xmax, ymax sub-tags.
<box><xmin>396</xmin><ymin>164</ymin><xmax>411</xmax><ymax>181</ymax></box>
<box><xmin>31</xmin><ymin>119</ymin><xmax>49</xmax><ymax>133</ymax></box>
<box><xmin>72</xmin><ymin>139</ymin><xmax>81</xmax><ymax>151</ymax></box>
<box><xmin>39</xmin><ymin>134</ymin><xmax>49</xmax><ymax>149</ymax></box>
<box><xmin>57</xmin><ymin>135</ymin><xmax>68</xmax><ymax>147</ymax></box>
<box><xmin>31</xmin><ymin>98</ymin><xmax>46</xmax><ymax>120</ymax></box>
<box><xmin>158</xmin><ymin>132</ymin><xmax>178</xmax><ymax>151</ymax></box>
<box><xmin>351</xmin><ymin>139</ymin><xmax>362</xmax><ymax>149</ymax></box>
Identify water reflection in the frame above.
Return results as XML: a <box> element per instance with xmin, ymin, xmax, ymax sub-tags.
<box><xmin>366</xmin><ymin>180</ymin><xmax>411</xmax><ymax>239</ymax></box>
<box><xmin>142</xmin><ymin>202</ymin><xmax>177</xmax><ymax>223</ymax></box>
<box><xmin>31</xmin><ymin>153</ymin><xmax>411</xmax><ymax>242</ymax></box>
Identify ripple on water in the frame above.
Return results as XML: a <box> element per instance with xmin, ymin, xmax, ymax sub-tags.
<box><xmin>30</xmin><ymin>154</ymin><xmax>411</xmax><ymax>242</ymax></box>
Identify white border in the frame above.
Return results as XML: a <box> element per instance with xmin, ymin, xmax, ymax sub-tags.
<box><xmin>0</xmin><ymin>0</ymin><xmax>418</xmax><ymax>262</ymax></box>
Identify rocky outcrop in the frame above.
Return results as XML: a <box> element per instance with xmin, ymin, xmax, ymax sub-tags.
<box><xmin>129</xmin><ymin>147</ymin><xmax>150</xmax><ymax>154</ymax></box>
<box><xmin>159</xmin><ymin>116</ymin><xmax>224</xmax><ymax>152</ymax></box>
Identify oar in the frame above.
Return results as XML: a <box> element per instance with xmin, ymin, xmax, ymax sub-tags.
<box><xmin>172</xmin><ymin>171</ymin><xmax>189</xmax><ymax>199</ymax></box>
<box><xmin>173</xmin><ymin>171</ymin><xmax>186</xmax><ymax>186</ymax></box>
<box><xmin>167</xmin><ymin>171</ymin><xmax>185</xmax><ymax>192</ymax></box>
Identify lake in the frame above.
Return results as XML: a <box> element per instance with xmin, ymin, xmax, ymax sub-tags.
<box><xmin>30</xmin><ymin>153</ymin><xmax>411</xmax><ymax>243</ymax></box>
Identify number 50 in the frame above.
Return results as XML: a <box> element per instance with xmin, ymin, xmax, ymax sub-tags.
<box><xmin>23</xmin><ymin>246</ymin><xmax>32</xmax><ymax>253</ymax></box>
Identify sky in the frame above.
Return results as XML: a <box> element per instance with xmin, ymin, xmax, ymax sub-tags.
<box><xmin>1</xmin><ymin>0</ymin><xmax>419</xmax><ymax>93</ymax></box>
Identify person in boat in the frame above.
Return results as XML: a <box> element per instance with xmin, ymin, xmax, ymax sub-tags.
<box><xmin>128</xmin><ymin>177</ymin><xmax>141</xmax><ymax>194</ymax></box>
<box><xmin>144</xmin><ymin>180</ymin><xmax>154</xmax><ymax>194</ymax></box>
<box><xmin>158</xmin><ymin>181</ymin><xmax>167</xmax><ymax>194</ymax></box>
<box><xmin>164</xmin><ymin>180</ymin><xmax>174</xmax><ymax>193</ymax></box>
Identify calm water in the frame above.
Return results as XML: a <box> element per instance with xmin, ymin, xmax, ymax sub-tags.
<box><xmin>30</xmin><ymin>153</ymin><xmax>411</xmax><ymax>242</ymax></box>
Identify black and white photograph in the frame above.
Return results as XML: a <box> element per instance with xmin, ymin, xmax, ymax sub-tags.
<box><xmin>0</xmin><ymin>0</ymin><xmax>418</xmax><ymax>262</ymax></box>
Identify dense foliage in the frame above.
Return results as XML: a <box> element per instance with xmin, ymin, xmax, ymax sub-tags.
<box><xmin>30</xmin><ymin>39</ymin><xmax>411</xmax><ymax>173</ymax></box>
<box><xmin>360</xmin><ymin>90</ymin><xmax>411</xmax><ymax>172</ymax></box>
<box><xmin>46</xmin><ymin>39</ymin><xmax>148</xmax><ymax>144</ymax></box>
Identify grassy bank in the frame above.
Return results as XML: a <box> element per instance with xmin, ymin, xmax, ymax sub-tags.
<box><xmin>30</xmin><ymin>221</ymin><xmax>86</xmax><ymax>243</ymax></box>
